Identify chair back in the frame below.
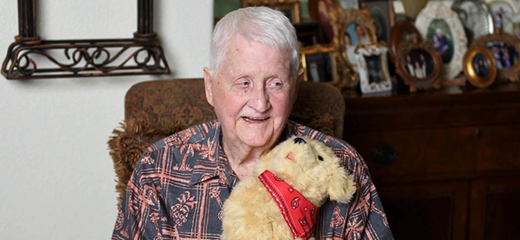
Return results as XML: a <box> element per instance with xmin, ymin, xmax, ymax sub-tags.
<box><xmin>109</xmin><ymin>78</ymin><xmax>345</xmax><ymax>205</ymax></box>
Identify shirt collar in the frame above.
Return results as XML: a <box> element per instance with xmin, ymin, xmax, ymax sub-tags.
<box><xmin>188</xmin><ymin>120</ymin><xmax>298</xmax><ymax>187</ymax></box>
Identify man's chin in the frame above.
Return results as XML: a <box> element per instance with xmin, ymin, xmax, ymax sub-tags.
<box><xmin>239</xmin><ymin>134</ymin><xmax>274</xmax><ymax>148</ymax></box>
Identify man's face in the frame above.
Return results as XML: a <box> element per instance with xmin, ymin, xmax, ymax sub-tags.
<box><xmin>204</xmin><ymin>35</ymin><xmax>301</xmax><ymax>149</ymax></box>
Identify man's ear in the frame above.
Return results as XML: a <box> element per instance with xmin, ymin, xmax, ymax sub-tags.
<box><xmin>292</xmin><ymin>67</ymin><xmax>305</xmax><ymax>103</ymax></box>
<box><xmin>203</xmin><ymin>67</ymin><xmax>214</xmax><ymax>107</ymax></box>
<box><xmin>297</xmin><ymin>67</ymin><xmax>305</xmax><ymax>83</ymax></box>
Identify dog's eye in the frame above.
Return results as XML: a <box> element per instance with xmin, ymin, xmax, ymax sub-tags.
<box><xmin>318</xmin><ymin>156</ymin><xmax>323</xmax><ymax>161</ymax></box>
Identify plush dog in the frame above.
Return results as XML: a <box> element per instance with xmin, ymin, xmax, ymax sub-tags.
<box><xmin>221</xmin><ymin>136</ymin><xmax>356</xmax><ymax>240</ymax></box>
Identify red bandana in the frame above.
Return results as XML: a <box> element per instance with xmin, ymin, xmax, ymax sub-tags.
<box><xmin>258</xmin><ymin>170</ymin><xmax>319</xmax><ymax>240</ymax></box>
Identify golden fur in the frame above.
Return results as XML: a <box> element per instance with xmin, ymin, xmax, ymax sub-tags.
<box><xmin>221</xmin><ymin>136</ymin><xmax>356</xmax><ymax>240</ymax></box>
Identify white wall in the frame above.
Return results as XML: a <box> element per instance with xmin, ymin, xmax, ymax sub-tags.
<box><xmin>0</xmin><ymin>1</ymin><xmax>213</xmax><ymax>239</ymax></box>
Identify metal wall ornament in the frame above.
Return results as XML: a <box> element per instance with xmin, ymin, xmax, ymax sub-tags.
<box><xmin>2</xmin><ymin>0</ymin><xmax>170</xmax><ymax>80</ymax></box>
<box><xmin>462</xmin><ymin>44</ymin><xmax>497</xmax><ymax>88</ymax></box>
<box><xmin>331</xmin><ymin>8</ymin><xmax>377</xmax><ymax>88</ymax></box>
<box><xmin>451</xmin><ymin>0</ymin><xmax>494</xmax><ymax>43</ymax></box>
<box><xmin>388</xmin><ymin>19</ymin><xmax>422</xmax><ymax>64</ymax></box>
<box><xmin>242</xmin><ymin>0</ymin><xmax>302</xmax><ymax>24</ymax></box>
<box><xmin>299</xmin><ymin>43</ymin><xmax>341</xmax><ymax>85</ymax></box>
<box><xmin>395</xmin><ymin>34</ymin><xmax>443</xmax><ymax>93</ymax></box>
<box><xmin>472</xmin><ymin>29</ymin><xmax>520</xmax><ymax>82</ymax></box>
<box><xmin>355</xmin><ymin>43</ymin><xmax>392</xmax><ymax>94</ymax></box>
<box><xmin>415</xmin><ymin>1</ymin><xmax>468</xmax><ymax>81</ymax></box>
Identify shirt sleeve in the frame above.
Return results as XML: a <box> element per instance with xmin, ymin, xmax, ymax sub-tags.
<box><xmin>111</xmin><ymin>149</ymin><xmax>174</xmax><ymax>240</ymax></box>
<box><xmin>317</xmin><ymin>141</ymin><xmax>394</xmax><ymax>240</ymax></box>
<box><xmin>343</xmin><ymin>149</ymin><xmax>394</xmax><ymax>240</ymax></box>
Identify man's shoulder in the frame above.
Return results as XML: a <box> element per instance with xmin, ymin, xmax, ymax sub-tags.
<box><xmin>288</xmin><ymin>121</ymin><xmax>363</xmax><ymax>163</ymax></box>
<box><xmin>137</xmin><ymin>120</ymin><xmax>220</xmax><ymax>168</ymax></box>
<box><xmin>148</xmin><ymin>120</ymin><xmax>219</xmax><ymax>151</ymax></box>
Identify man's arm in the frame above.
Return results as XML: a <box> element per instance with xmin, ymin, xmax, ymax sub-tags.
<box><xmin>343</xmin><ymin>152</ymin><xmax>393</xmax><ymax>240</ymax></box>
<box><xmin>112</xmin><ymin>150</ymin><xmax>173</xmax><ymax>240</ymax></box>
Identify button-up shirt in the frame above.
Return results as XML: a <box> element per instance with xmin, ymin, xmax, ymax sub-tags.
<box><xmin>112</xmin><ymin>120</ymin><xmax>393</xmax><ymax>240</ymax></box>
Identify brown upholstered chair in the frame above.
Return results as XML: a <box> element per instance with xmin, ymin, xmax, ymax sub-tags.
<box><xmin>108</xmin><ymin>78</ymin><xmax>345</xmax><ymax>205</ymax></box>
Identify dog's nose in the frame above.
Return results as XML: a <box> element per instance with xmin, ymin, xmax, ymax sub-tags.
<box><xmin>293</xmin><ymin>137</ymin><xmax>306</xmax><ymax>144</ymax></box>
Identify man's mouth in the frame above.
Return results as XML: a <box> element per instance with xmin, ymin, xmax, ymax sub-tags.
<box><xmin>242</xmin><ymin>116</ymin><xmax>270</xmax><ymax>122</ymax></box>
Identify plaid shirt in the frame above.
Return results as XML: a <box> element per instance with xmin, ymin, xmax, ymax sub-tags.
<box><xmin>112</xmin><ymin>120</ymin><xmax>393</xmax><ymax>240</ymax></box>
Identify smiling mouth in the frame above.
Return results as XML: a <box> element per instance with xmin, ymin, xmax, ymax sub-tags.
<box><xmin>242</xmin><ymin>116</ymin><xmax>270</xmax><ymax>122</ymax></box>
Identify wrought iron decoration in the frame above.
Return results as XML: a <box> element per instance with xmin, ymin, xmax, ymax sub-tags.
<box><xmin>1</xmin><ymin>0</ymin><xmax>170</xmax><ymax>80</ymax></box>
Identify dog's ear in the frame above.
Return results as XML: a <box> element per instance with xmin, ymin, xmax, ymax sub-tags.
<box><xmin>328</xmin><ymin>166</ymin><xmax>356</xmax><ymax>204</ymax></box>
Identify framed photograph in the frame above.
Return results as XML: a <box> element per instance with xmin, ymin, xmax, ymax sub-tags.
<box><xmin>485</xmin><ymin>0</ymin><xmax>518</xmax><ymax>28</ymax></box>
<box><xmin>355</xmin><ymin>43</ymin><xmax>392</xmax><ymax>93</ymax></box>
<box><xmin>299</xmin><ymin>44</ymin><xmax>340</xmax><ymax>85</ymax></box>
<box><xmin>241</xmin><ymin>0</ymin><xmax>302</xmax><ymax>24</ymax></box>
<box><xmin>462</xmin><ymin>44</ymin><xmax>497</xmax><ymax>88</ymax></box>
<box><xmin>294</xmin><ymin>22</ymin><xmax>327</xmax><ymax>47</ymax></box>
<box><xmin>389</xmin><ymin>19</ymin><xmax>422</xmax><ymax>64</ymax></box>
<box><xmin>415</xmin><ymin>1</ymin><xmax>468</xmax><ymax>81</ymax></box>
<box><xmin>395</xmin><ymin>35</ymin><xmax>443</xmax><ymax>92</ymax></box>
<box><xmin>332</xmin><ymin>8</ymin><xmax>377</xmax><ymax>87</ymax></box>
<box><xmin>472</xmin><ymin>30</ymin><xmax>520</xmax><ymax>81</ymax></box>
<box><xmin>503</xmin><ymin>13</ymin><xmax>520</xmax><ymax>39</ymax></box>
<box><xmin>362</xmin><ymin>0</ymin><xmax>395</xmax><ymax>43</ymax></box>
<box><xmin>451</xmin><ymin>0</ymin><xmax>494</xmax><ymax>43</ymax></box>
<box><xmin>338</xmin><ymin>0</ymin><xmax>359</xmax><ymax>9</ymax></box>
<box><xmin>309</xmin><ymin>0</ymin><xmax>341</xmax><ymax>42</ymax></box>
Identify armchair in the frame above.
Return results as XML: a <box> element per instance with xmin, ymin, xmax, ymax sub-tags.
<box><xmin>108</xmin><ymin>78</ymin><xmax>345</xmax><ymax>205</ymax></box>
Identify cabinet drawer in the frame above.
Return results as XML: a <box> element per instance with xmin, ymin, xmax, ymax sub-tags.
<box><xmin>345</xmin><ymin>124</ymin><xmax>520</xmax><ymax>184</ymax></box>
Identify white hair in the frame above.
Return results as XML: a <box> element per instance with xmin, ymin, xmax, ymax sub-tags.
<box><xmin>210</xmin><ymin>6</ymin><xmax>299</xmax><ymax>79</ymax></box>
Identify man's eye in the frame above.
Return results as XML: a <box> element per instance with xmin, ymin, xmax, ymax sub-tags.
<box><xmin>269</xmin><ymin>81</ymin><xmax>283</xmax><ymax>88</ymax></box>
<box><xmin>237</xmin><ymin>80</ymin><xmax>250</xmax><ymax>87</ymax></box>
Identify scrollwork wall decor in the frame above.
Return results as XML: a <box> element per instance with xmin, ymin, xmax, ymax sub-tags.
<box><xmin>1</xmin><ymin>0</ymin><xmax>170</xmax><ymax>80</ymax></box>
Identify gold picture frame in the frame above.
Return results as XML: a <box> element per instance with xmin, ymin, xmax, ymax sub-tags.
<box><xmin>462</xmin><ymin>44</ymin><xmax>497</xmax><ymax>88</ymax></box>
<box><xmin>331</xmin><ymin>8</ymin><xmax>377</xmax><ymax>88</ymax></box>
<box><xmin>299</xmin><ymin>43</ymin><xmax>340</xmax><ymax>85</ymax></box>
<box><xmin>241</xmin><ymin>0</ymin><xmax>301</xmax><ymax>24</ymax></box>
<box><xmin>395</xmin><ymin>34</ymin><xmax>443</xmax><ymax>93</ymax></box>
<box><xmin>472</xmin><ymin>29</ymin><xmax>520</xmax><ymax>82</ymax></box>
<box><xmin>389</xmin><ymin>19</ymin><xmax>422</xmax><ymax>64</ymax></box>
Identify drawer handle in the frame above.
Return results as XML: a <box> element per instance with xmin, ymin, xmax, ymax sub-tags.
<box><xmin>475</xmin><ymin>128</ymin><xmax>483</xmax><ymax>139</ymax></box>
<box><xmin>370</xmin><ymin>143</ymin><xmax>398</xmax><ymax>165</ymax></box>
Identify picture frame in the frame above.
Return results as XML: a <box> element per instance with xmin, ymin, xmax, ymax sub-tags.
<box><xmin>337</xmin><ymin>0</ymin><xmax>359</xmax><ymax>9</ymax></box>
<box><xmin>415</xmin><ymin>1</ymin><xmax>468</xmax><ymax>81</ymax></box>
<box><xmin>299</xmin><ymin>44</ymin><xmax>340</xmax><ymax>85</ymax></box>
<box><xmin>395</xmin><ymin>34</ymin><xmax>443</xmax><ymax>92</ymax></box>
<box><xmin>451</xmin><ymin>0</ymin><xmax>495</xmax><ymax>43</ymax></box>
<box><xmin>294</xmin><ymin>22</ymin><xmax>328</xmax><ymax>47</ymax></box>
<box><xmin>389</xmin><ymin>19</ymin><xmax>422</xmax><ymax>64</ymax></box>
<box><xmin>355</xmin><ymin>43</ymin><xmax>392</xmax><ymax>93</ymax></box>
<box><xmin>331</xmin><ymin>8</ymin><xmax>377</xmax><ymax>87</ymax></box>
<box><xmin>485</xmin><ymin>0</ymin><xmax>518</xmax><ymax>28</ymax></box>
<box><xmin>361</xmin><ymin>0</ymin><xmax>395</xmax><ymax>43</ymax></box>
<box><xmin>309</xmin><ymin>0</ymin><xmax>341</xmax><ymax>42</ymax></box>
<box><xmin>241</xmin><ymin>0</ymin><xmax>302</xmax><ymax>24</ymax></box>
<box><xmin>472</xmin><ymin>29</ymin><xmax>520</xmax><ymax>82</ymax></box>
<box><xmin>462</xmin><ymin>44</ymin><xmax>497</xmax><ymax>88</ymax></box>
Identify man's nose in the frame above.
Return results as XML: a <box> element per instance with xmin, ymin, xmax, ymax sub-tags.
<box><xmin>249</xmin><ymin>85</ymin><xmax>270</xmax><ymax>112</ymax></box>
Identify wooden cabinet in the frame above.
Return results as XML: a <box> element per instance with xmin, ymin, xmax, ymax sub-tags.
<box><xmin>341</xmin><ymin>84</ymin><xmax>520</xmax><ymax>240</ymax></box>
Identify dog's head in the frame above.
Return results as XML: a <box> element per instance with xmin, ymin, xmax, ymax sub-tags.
<box><xmin>255</xmin><ymin>136</ymin><xmax>356</xmax><ymax>207</ymax></box>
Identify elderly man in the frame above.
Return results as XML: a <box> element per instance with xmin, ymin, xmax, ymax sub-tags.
<box><xmin>112</xmin><ymin>7</ymin><xmax>392</xmax><ymax>240</ymax></box>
